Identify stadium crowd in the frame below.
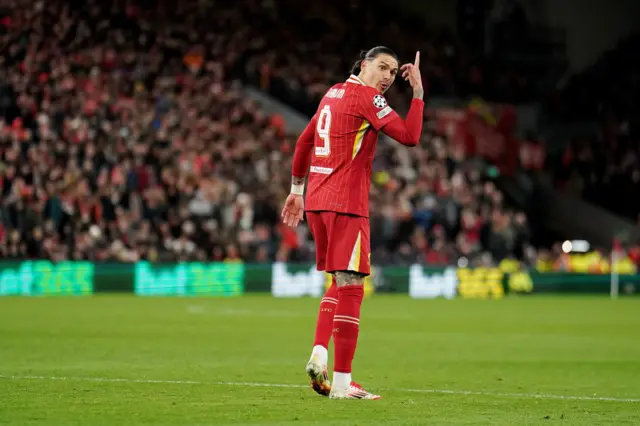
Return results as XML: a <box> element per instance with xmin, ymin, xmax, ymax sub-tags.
<box><xmin>0</xmin><ymin>0</ymin><xmax>634</xmax><ymax>272</ymax></box>
<box><xmin>239</xmin><ymin>0</ymin><xmax>535</xmax><ymax>115</ymax></box>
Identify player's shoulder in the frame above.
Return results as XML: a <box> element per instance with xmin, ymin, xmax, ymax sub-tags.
<box><xmin>340</xmin><ymin>76</ymin><xmax>376</xmax><ymax>96</ymax></box>
<box><xmin>348</xmin><ymin>83</ymin><xmax>387</xmax><ymax>106</ymax></box>
<box><xmin>321</xmin><ymin>77</ymin><xmax>389</xmax><ymax>110</ymax></box>
<box><xmin>347</xmin><ymin>82</ymin><xmax>378</xmax><ymax>96</ymax></box>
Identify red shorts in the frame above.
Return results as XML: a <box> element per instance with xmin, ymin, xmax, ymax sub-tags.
<box><xmin>306</xmin><ymin>211</ymin><xmax>371</xmax><ymax>276</ymax></box>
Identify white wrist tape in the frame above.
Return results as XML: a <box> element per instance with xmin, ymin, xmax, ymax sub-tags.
<box><xmin>290</xmin><ymin>183</ymin><xmax>304</xmax><ymax>196</ymax></box>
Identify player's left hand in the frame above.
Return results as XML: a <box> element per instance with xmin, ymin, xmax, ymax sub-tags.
<box><xmin>400</xmin><ymin>51</ymin><xmax>423</xmax><ymax>96</ymax></box>
<box><xmin>281</xmin><ymin>194</ymin><xmax>305</xmax><ymax>227</ymax></box>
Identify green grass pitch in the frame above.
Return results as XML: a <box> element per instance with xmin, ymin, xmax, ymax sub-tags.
<box><xmin>1</xmin><ymin>295</ymin><xmax>639</xmax><ymax>425</ymax></box>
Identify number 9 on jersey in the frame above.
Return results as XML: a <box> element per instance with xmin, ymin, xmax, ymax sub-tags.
<box><xmin>315</xmin><ymin>105</ymin><xmax>331</xmax><ymax>157</ymax></box>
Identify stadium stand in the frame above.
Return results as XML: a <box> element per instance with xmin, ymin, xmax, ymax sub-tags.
<box><xmin>2</xmin><ymin>0</ymin><xmax>613</xmax><ymax>270</ymax></box>
<box><xmin>545</xmin><ymin>34</ymin><xmax>640</xmax><ymax>221</ymax></box>
<box><xmin>237</xmin><ymin>0</ymin><xmax>536</xmax><ymax>115</ymax></box>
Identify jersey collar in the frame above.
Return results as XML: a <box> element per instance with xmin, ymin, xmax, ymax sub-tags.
<box><xmin>346</xmin><ymin>74</ymin><xmax>366</xmax><ymax>86</ymax></box>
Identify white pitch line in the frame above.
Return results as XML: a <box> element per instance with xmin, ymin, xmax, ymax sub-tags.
<box><xmin>393</xmin><ymin>387</ymin><xmax>640</xmax><ymax>403</ymax></box>
<box><xmin>1</xmin><ymin>375</ymin><xmax>639</xmax><ymax>403</ymax></box>
<box><xmin>0</xmin><ymin>375</ymin><xmax>200</xmax><ymax>385</ymax></box>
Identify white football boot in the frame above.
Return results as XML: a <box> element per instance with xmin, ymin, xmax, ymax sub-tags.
<box><xmin>329</xmin><ymin>381</ymin><xmax>382</xmax><ymax>400</ymax></box>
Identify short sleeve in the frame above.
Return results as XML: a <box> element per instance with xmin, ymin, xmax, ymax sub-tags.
<box><xmin>357</xmin><ymin>88</ymin><xmax>399</xmax><ymax>131</ymax></box>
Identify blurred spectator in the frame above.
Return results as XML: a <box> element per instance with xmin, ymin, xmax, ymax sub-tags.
<box><xmin>519</xmin><ymin>132</ymin><xmax>546</xmax><ymax>173</ymax></box>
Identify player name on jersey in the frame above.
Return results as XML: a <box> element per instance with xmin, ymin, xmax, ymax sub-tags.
<box><xmin>325</xmin><ymin>88</ymin><xmax>345</xmax><ymax>99</ymax></box>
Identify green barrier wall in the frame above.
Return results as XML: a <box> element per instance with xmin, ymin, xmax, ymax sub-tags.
<box><xmin>0</xmin><ymin>261</ymin><xmax>636</xmax><ymax>297</ymax></box>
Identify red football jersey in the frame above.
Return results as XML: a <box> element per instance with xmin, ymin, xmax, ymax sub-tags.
<box><xmin>305</xmin><ymin>74</ymin><xmax>399</xmax><ymax>217</ymax></box>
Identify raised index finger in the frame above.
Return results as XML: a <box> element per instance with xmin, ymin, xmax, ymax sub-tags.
<box><xmin>414</xmin><ymin>51</ymin><xmax>420</xmax><ymax>68</ymax></box>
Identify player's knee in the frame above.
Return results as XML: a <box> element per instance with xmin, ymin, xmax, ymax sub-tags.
<box><xmin>334</xmin><ymin>271</ymin><xmax>365</xmax><ymax>287</ymax></box>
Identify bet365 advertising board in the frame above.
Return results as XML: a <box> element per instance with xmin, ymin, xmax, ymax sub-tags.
<box><xmin>1</xmin><ymin>261</ymin><xmax>637</xmax><ymax>297</ymax></box>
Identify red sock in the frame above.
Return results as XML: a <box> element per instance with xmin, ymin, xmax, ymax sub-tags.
<box><xmin>332</xmin><ymin>285</ymin><xmax>364</xmax><ymax>373</ymax></box>
<box><xmin>313</xmin><ymin>277</ymin><xmax>338</xmax><ymax>348</ymax></box>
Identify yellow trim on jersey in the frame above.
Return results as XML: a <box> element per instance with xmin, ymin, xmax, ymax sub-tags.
<box><xmin>348</xmin><ymin>232</ymin><xmax>362</xmax><ymax>272</ymax></box>
<box><xmin>352</xmin><ymin>120</ymin><xmax>370</xmax><ymax>159</ymax></box>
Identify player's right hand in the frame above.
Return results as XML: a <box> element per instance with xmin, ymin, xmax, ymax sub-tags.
<box><xmin>281</xmin><ymin>194</ymin><xmax>305</xmax><ymax>227</ymax></box>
